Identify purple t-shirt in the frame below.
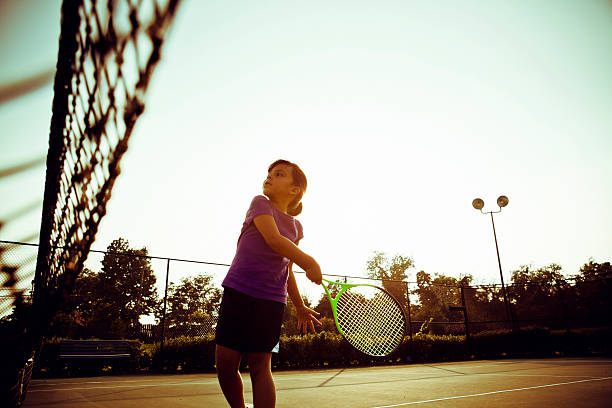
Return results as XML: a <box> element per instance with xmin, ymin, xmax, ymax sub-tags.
<box><xmin>222</xmin><ymin>195</ymin><xmax>304</xmax><ymax>304</ymax></box>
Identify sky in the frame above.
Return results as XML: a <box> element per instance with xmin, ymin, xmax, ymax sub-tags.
<box><xmin>1</xmin><ymin>0</ymin><xmax>611</xmax><ymax>306</ymax></box>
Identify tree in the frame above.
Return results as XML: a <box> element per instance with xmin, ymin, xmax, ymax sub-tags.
<box><xmin>163</xmin><ymin>274</ymin><xmax>222</xmax><ymax>331</ymax></box>
<box><xmin>313</xmin><ymin>292</ymin><xmax>332</xmax><ymax>319</ymax></box>
<box><xmin>509</xmin><ymin>264</ymin><xmax>565</xmax><ymax>325</ymax></box>
<box><xmin>412</xmin><ymin>270</ymin><xmax>471</xmax><ymax>324</ymax></box>
<box><xmin>50</xmin><ymin>268</ymin><xmax>99</xmax><ymax>338</ymax></box>
<box><xmin>50</xmin><ymin>238</ymin><xmax>159</xmax><ymax>338</ymax></box>
<box><xmin>577</xmin><ymin>260</ymin><xmax>612</xmax><ymax>281</ymax></box>
<box><xmin>573</xmin><ymin>260</ymin><xmax>612</xmax><ymax>327</ymax></box>
<box><xmin>366</xmin><ymin>251</ymin><xmax>414</xmax><ymax>309</ymax></box>
<box><xmin>281</xmin><ymin>295</ymin><xmax>312</xmax><ymax>336</ymax></box>
<box><xmin>96</xmin><ymin>238</ymin><xmax>158</xmax><ymax>334</ymax></box>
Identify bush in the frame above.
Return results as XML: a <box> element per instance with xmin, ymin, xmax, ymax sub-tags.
<box><xmin>34</xmin><ymin>327</ymin><xmax>612</xmax><ymax>377</ymax></box>
<box><xmin>152</xmin><ymin>335</ymin><xmax>216</xmax><ymax>371</ymax></box>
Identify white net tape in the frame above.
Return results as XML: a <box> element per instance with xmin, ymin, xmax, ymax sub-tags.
<box><xmin>336</xmin><ymin>285</ymin><xmax>405</xmax><ymax>356</ymax></box>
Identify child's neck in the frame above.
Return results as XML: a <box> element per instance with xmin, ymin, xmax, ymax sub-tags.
<box><xmin>268</xmin><ymin>196</ymin><xmax>290</xmax><ymax>214</ymax></box>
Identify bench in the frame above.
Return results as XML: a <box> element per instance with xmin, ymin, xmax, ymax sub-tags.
<box><xmin>59</xmin><ymin>340</ymin><xmax>130</xmax><ymax>359</ymax></box>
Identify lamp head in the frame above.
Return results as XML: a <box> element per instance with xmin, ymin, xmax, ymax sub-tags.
<box><xmin>472</xmin><ymin>198</ymin><xmax>484</xmax><ymax>210</ymax></box>
<box><xmin>497</xmin><ymin>195</ymin><xmax>509</xmax><ymax>208</ymax></box>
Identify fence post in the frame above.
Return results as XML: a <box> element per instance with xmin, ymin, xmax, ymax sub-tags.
<box><xmin>556</xmin><ymin>280</ymin><xmax>570</xmax><ymax>333</ymax></box>
<box><xmin>405</xmin><ymin>282</ymin><xmax>413</xmax><ymax>342</ymax></box>
<box><xmin>460</xmin><ymin>286</ymin><xmax>470</xmax><ymax>345</ymax></box>
<box><xmin>449</xmin><ymin>286</ymin><xmax>470</xmax><ymax>353</ymax></box>
<box><xmin>159</xmin><ymin>258</ymin><xmax>170</xmax><ymax>362</ymax></box>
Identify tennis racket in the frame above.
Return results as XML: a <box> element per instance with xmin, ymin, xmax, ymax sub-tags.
<box><xmin>322</xmin><ymin>277</ymin><xmax>406</xmax><ymax>357</ymax></box>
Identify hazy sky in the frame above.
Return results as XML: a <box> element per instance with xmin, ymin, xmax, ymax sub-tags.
<box><xmin>1</xmin><ymin>0</ymin><xmax>611</xmax><ymax>303</ymax></box>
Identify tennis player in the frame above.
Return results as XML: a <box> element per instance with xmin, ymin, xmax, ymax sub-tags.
<box><xmin>215</xmin><ymin>159</ymin><xmax>323</xmax><ymax>408</ymax></box>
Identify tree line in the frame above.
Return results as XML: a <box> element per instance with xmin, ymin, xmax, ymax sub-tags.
<box><xmin>50</xmin><ymin>239</ymin><xmax>612</xmax><ymax>339</ymax></box>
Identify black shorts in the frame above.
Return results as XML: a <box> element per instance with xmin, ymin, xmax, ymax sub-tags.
<box><xmin>215</xmin><ymin>286</ymin><xmax>285</xmax><ymax>353</ymax></box>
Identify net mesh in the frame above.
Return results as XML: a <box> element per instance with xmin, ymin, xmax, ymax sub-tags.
<box><xmin>1</xmin><ymin>1</ymin><xmax>181</xmax><ymax>406</ymax></box>
<box><xmin>35</xmin><ymin>0</ymin><xmax>181</xmax><ymax>319</ymax></box>
<box><xmin>336</xmin><ymin>285</ymin><xmax>406</xmax><ymax>357</ymax></box>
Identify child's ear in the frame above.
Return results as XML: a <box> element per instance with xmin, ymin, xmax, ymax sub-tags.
<box><xmin>290</xmin><ymin>186</ymin><xmax>300</xmax><ymax>196</ymax></box>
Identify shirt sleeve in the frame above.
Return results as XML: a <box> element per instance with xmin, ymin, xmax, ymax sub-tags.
<box><xmin>244</xmin><ymin>195</ymin><xmax>274</xmax><ymax>225</ymax></box>
<box><xmin>296</xmin><ymin>219</ymin><xmax>304</xmax><ymax>242</ymax></box>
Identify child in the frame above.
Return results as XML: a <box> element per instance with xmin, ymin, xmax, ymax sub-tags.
<box><xmin>215</xmin><ymin>159</ymin><xmax>323</xmax><ymax>408</ymax></box>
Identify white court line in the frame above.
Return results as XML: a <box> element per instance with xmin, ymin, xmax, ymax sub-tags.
<box><xmin>30</xmin><ymin>361</ymin><xmax>612</xmax><ymax>393</ymax></box>
<box><xmin>369</xmin><ymin>376</ymin><xmax>612</xmax><ymax>408</ymax></box>
<box><xmin>30</xmin><ymin>378</ymin><xmax>185</xmax><ymax>387</ymax></box>
<box><xmin>483</xmin><ymin>373</ymin><xmax>601</xmax><ymax>379</ymax></box>
<box><xmin>34</xmin><ymin>359</ymin><xmax>608</xmax><ymax>387</ymax></box>
<box><xmin>28</xmin><ymin>380</ymin><xmax>220</xmax><ymax>392</ymax></box>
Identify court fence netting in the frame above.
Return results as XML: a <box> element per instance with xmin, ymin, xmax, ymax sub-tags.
<box><xmin>3</xmin><ymin>239</ymin><xmax>611</xmax><ymax>344</ymax></box>
<box><xmin>0</xmin><ymin>0</ymin><xmax>181</xmax><ymax>406</ymax></box>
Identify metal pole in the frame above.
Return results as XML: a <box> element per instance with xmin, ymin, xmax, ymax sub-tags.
<box><xmin>159</xmin><ymin>258</ymin><xmax>170</xmax><ymax>359</ymax></box>
<box><xmin>405</xmin><ymin>281</ymin><xmax>414</xmax><ymax>363</ymax></box>
<box><xmin>489</xmin><ymin>212</ymin><xmax>515</xmax><ymax>331</ymax></box>
<box><xmin>556</xmin><ymin>281</ymin><xmax>570</xmax><ymax>333</ymax></box>
<box><xmin>405</xmin><ymin>282</ymin><xmax>413</xmax><ymax>342</ymax></box>
<box><xmin>460</xmin><ymin>286</ymin><xmax>470</xmax><ymax>344</ymax></box>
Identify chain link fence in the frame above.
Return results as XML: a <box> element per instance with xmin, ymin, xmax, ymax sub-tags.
<box><xmin>3</xmin><ymin>240</ymin><xmax>611</xmax><ymax>349</ymax></box>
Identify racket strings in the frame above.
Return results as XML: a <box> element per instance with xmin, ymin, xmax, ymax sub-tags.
<box><xmin>336</xmin><ymin>287</ymin><xmax>405</xmax><ymax>356</ymax></box>
<box><xmin>339</xmin><ymin>294</ymin><xmax>403</xmax><ymax>355</ymax></box>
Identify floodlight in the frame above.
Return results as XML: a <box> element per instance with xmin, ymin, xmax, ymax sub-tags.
<box><xmin>497</xmin><ymin>195</ymin><xmax>509</xmax><ymax>208</ymax></box>
<box><xmin>472</xmin><ymin>198</ymin><xmax>484</xmax><ymax>210</ymax></box>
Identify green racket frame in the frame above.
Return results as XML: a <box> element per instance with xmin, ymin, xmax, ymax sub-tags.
<box><xmin>321</xmin><ymin>277</ymin><xmax>407</xmax><ymax>356</ymax></box>
<box><xmin>322</xmin><ymin>278</ymin><xmax>374</xmax><ymax>337</ymax></box>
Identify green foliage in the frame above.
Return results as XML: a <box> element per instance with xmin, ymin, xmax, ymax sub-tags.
<box><xmin>98</xmin><ymin>238</ymin><xmax>158</xmax><ymax>329</ymax></box>
<box><xmin>411</xmin><ymin>271</ymin><xmax>472</xmax><ymax>323</ymax></box>
<box><xmin>319</xmin><ymin>317</ymin><xmax>337</xmax><ymax>332</ymax></box>
<box><xmin>366</xmin><ymin>251</ymin><xmax>414</xmax><ymax>310</ymax></box>
<box><xmin>508</xmin><ymin>264</ymin><xmax>566</xmax><ymax>323</ymax></box>
<box><xmin>415</xmin><ymin>317</ymin><xmax>434</xmax><ymax>337</ymax></box>
<box><xmin>161</xmin><ymin>275</ymin><xmax>221</xmax><ymax>330</ymax></box>
<box><xmin>152</xmin><ymin>335</ymin><xmax>217</xmax><ymax>371</ymax></box>
<box><xmin>281</xmin><ymin>296</ymin><xmax>312</xmax><ymax>336</ymax></box>
<box><xmin>578</xmin><ymin>260</ymin><xmax>612</xmax><ymax>280</ymax></box>
<box><xmin>399</xmin><ymin>333</ymin><xmax>468</xmax><ymax>362</ymax></box>
<box><xmin>572</xmin><ymin>260</ymin><xmax>612</xmax><ymax>327</ymax></box>
<box><xmin>35</xmin><ymin>327</ymin><xmax>612</xmax><ymax>377</ymax></box>
<box><xmin>313</xmin><ymin>291</ymin><xmax>333</xmax><ymax>319</ymax></box>
<box><xmin>52</xmin><ymin>238</ymin><xmax>159</xmax><ymax>338</ymax></box>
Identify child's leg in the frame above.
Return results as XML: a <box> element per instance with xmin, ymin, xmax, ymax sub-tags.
<box><xmin>247</xmin><ymin>352</ymin><xmax>275</xmax><ymax>408</ymax></box>
<box><xmin>216</xmin><ymin>344</ymin><xmax>245</xmax><ymax>408</ymax></box>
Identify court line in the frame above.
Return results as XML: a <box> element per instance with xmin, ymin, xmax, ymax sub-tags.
<box><xmin>28</xmin><ymin>380</ymin><xmax>221</xmax><ymax>392</ymax></box>
<box><xmin>29</xmin><ymin>359</ymin><xmax>612</xmax><ymax>392</ymax></box>
<box><xmin>483</xmin><ymin>373</ymin><xmax>602</xmax><ymax>379</ymax></box>
<box><xmin>369</xmin><ymin>376</ymin><xmax>612</xmax><ymax>408</ymax></box>
<box><xmin>30</xmin><ymin>378</ymin><xmax>188</xmax><ymax>387</ymax></box>
<box><xmin>31</xmin><ymin>358</ymin><xmax>583</xmax><ymax>388</ymax></box>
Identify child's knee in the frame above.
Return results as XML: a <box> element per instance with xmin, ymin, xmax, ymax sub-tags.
<box><xmin>216</xmin><ymin>346</ymin><xmax>242</xmax><ymax>374</ymax></box>
<box><xmin>247</xmin><ymin>353</ymin><xmax>271</xmax><ymax>375</ymax></box>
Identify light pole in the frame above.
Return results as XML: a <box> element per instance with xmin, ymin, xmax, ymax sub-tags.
<box><xmin>472</xmin><ymin>195</ymin><xmax>516</xmax><ymax>331</ymax></box>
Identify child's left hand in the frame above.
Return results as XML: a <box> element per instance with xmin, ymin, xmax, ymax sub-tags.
<box><xmin>295</xmin><ymin>305</ymin><xmax>322</xmax><ymax>334</ymax></box>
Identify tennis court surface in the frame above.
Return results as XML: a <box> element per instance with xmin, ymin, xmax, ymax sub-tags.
<box><xmin>23</xmin><ymin>358</ymin><xmax>612</xmax><ymax>407</ymax></box>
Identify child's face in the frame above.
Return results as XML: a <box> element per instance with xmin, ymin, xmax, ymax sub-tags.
<box><xmin>263</xmin><ymin>164</ymin><xmax>297</xmax><ymax>199</ymax></box>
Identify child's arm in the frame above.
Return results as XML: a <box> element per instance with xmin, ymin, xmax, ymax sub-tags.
<box><xmin>287</xmin><ymin>261</ymin><xmax>321</xmax><ymax>334</ymax></box>
<box><xmin>253</xmin><ymin>214</ymin><xmax>322</xmax><ymax>284</ymax></box>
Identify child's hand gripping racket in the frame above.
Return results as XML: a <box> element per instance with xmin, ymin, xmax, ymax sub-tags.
<box><xmin>322</xmin><ymin>277</ymin><xmax>407</xmax><ymax>357</ymax></box>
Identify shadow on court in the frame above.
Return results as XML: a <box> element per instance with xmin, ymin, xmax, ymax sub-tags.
<box><xmin>23</xmin><ymin>358</ymin><xmax>612</xmax><ymax>408</ymax></box>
